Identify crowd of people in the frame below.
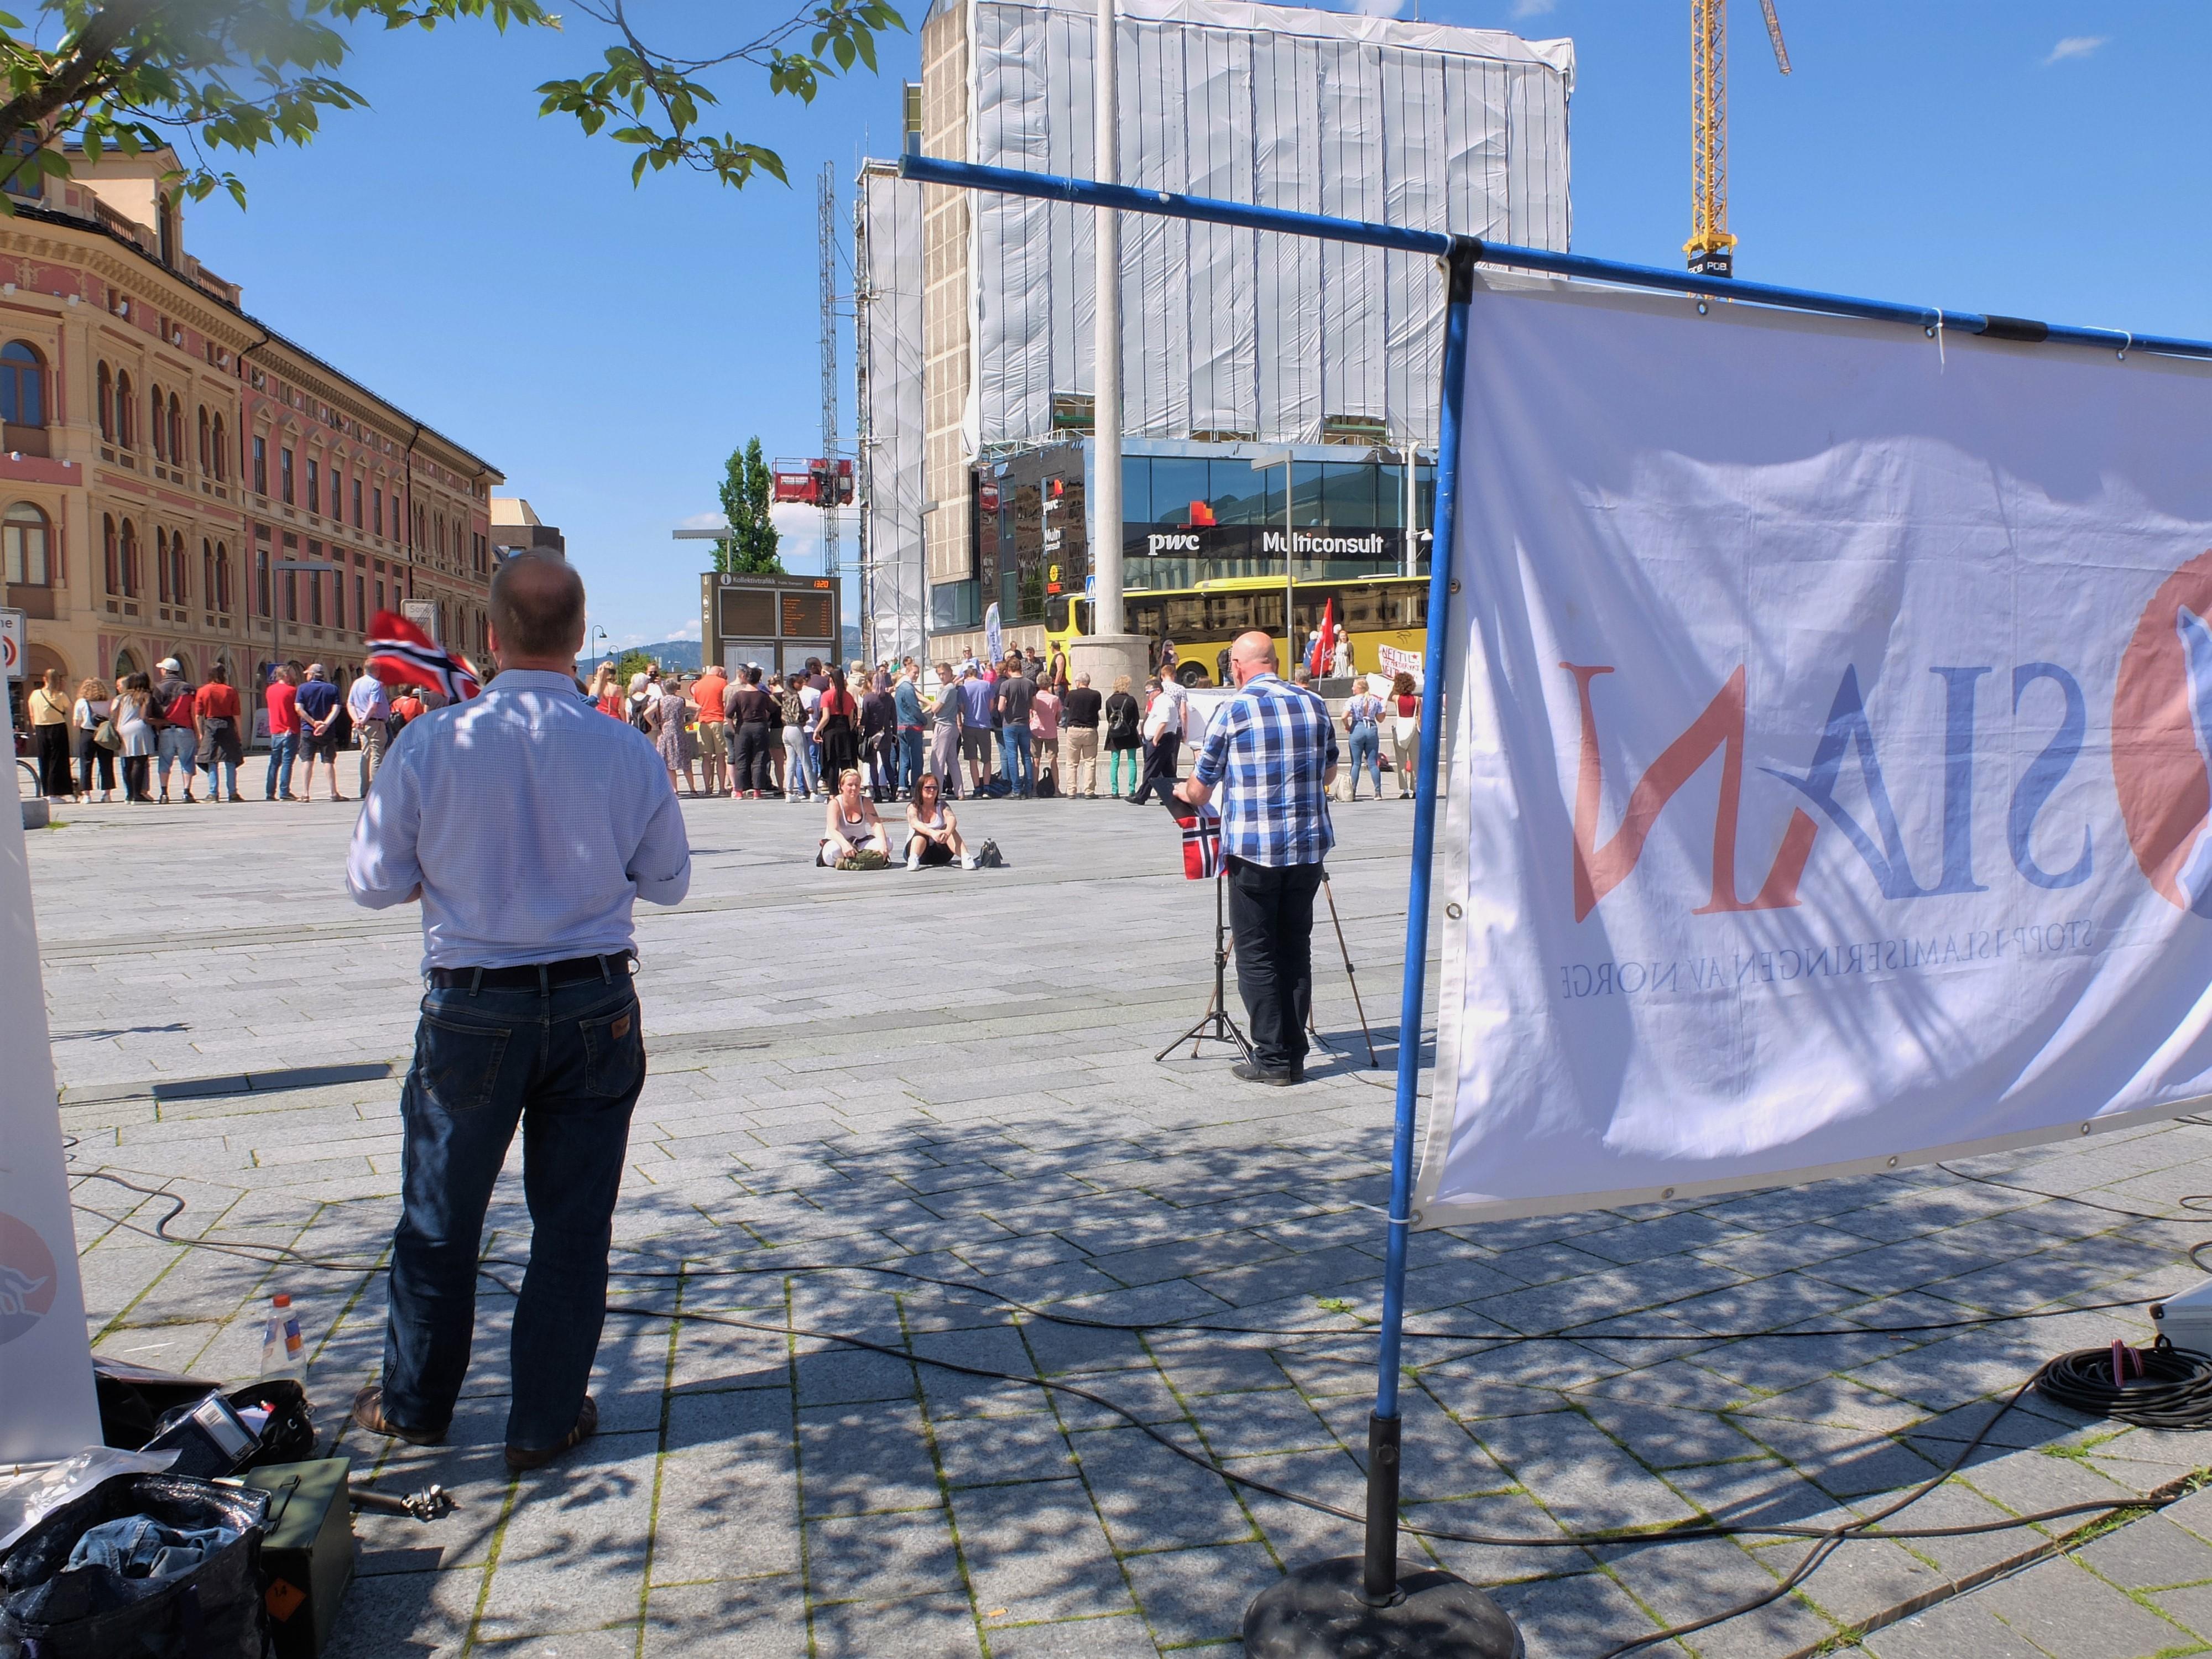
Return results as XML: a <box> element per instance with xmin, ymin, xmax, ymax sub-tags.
<box><xmin>22</xmin><ymin>658</ymin><xmax>440</xmax><ymax>806</ymax></box>
<box><xmin>573</xmin><ymin>646</ymin><xmax>1423</xmax><ymax>810</ymax></box>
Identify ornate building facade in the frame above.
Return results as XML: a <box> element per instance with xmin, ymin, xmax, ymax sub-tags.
<box><xmin>0</xmin><ymin>148</ymin><xmax>500</xmax><ymax>726</ymax></box>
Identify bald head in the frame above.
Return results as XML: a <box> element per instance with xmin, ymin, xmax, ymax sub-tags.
<box><xmin>489</xmin><ymin>552</ymin><xmax>586</xmax><ymax>666</ymax></box>
<box><xmin>1229</xmin><ymin>631</ymin><xmax>1278</xmax><ymax>687</ymax></box>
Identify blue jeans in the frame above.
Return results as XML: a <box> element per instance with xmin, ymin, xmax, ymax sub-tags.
<box><xmin>1000</xmin><ymin>724</ymin><xmax>1034</xmax><ymax>795</ymax></box>
<box><xmin>899</xmin><ymin>728</ymin><xmax>926</xmax><ymax>794</ymax></box>
<box><xmin>1347</xmin><ymin>723</ymin><xmax>1382</xmax><ymax>797</ymax></box>
<box><xmin>264</xmin><ymin>732</ymin><xmax>296</xmax><ymax>798</ymax></box>
<box><xmin>380</xmin><ymin>972</ymin><xmax>645</xmax><ymax>1452</ymax></box>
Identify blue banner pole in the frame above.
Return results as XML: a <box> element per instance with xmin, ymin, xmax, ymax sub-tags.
<box><xmin>1359</xmin><ymin>237</ymin><xmax>1479</xmax><ymax>1605</ymax></box>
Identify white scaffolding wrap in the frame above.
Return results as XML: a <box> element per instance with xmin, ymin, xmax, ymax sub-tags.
<box><xmin>954</xmin><ymin>0</ymin><xmax>1572</xmax><ymax>448</ymax></box>
<box><xmin>858</xmin><ymin>164</ymin><xmax>927</xmax><ymax>664</ymax></box>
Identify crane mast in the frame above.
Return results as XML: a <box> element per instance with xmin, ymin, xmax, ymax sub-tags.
<box><xmin>1687</xmin><ymin>0</ymin><xmax>1789</xmax><ymax>281</ymax></box>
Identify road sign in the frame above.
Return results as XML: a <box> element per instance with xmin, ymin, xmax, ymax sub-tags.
<box><xmin>401</xmin><ymin>599</ymin><xmax>437</xmax><ymax>644</ymax></box>
<box><xmin>0</xmin><ymin>608</ymin><xmax>22</xmax><ymax>680</ymax></box>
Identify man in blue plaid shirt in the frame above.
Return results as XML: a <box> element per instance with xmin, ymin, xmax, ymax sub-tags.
<box><xmin>1179</xmin><ymin>632</ymin><xmax>1339</xmax><ymax>1084</ymax></box>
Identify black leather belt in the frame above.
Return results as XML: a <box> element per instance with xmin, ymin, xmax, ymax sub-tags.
<box><xmin>427</xmin><ymin>953</ymin><xmax>633</xmax><ymax>992</ymax></box>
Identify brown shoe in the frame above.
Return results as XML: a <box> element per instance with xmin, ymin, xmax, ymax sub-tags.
<box><xmin>351</xmin><ymin>1384</ymin><xmax>445</xmax><ymax>1446</ymax></box>
<box><xmin>505</xmin><ymin>1395</ymin><xmax>597</xmax><ymax>1472</ymax></box>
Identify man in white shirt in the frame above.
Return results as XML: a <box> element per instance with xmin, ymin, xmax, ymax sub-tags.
<box><xmin>347</xmin><ymin>665</ymin><xmax>393</xmax><ymax>789</ymax></box>
<box><xmin>1130</xmin><ymin>671</ymin><xmax>1190</xmax><ymax>806</ymax></box>
<box><xmin>345</xmin><ymin>552</ymin><xmax>691</xmax><ymax>1473</ymax></box>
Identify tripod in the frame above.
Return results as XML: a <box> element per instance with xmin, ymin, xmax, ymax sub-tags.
<box><xmin>1156</xmin><ymin>871</ymin><xmax>1254</xmax><ymax>1064</ymax></box>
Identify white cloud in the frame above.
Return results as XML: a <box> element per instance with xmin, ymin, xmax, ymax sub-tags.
<box><xmin>1511</xmin><ymin>0</ymin><xmax>1559</xmax><ymax>17</ymax></box>
<box><xmin>1350</xmin><ymin>0</ymin><xmax>1409</xmax><ymax>17</ymax></box>
<box><xmin>675</xmin><ymin>510</ymin><xmax>726</xmax><ymax>532</ymax></box>
<box><xmin>2044</xmin><ymin>35</ymin><xmax>2107</xmax><ymax>64</ymax></box>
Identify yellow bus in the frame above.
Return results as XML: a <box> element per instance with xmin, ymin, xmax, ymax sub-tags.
<box><xmin>1044</xmin><ymin>575</ymin><xmax>1428</xmax><ymax>686</ymax></box>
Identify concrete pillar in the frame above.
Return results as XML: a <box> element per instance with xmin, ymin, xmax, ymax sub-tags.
<box><xmin>1084</xmin><ymin>0</ymin><xmax>1145</xmax><ymax>684</ymax></box>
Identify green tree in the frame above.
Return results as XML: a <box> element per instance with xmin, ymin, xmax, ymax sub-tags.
<box><xmin>0</xmin><ymin>0</ymin><xmax>905</xmax><ymax>210</ymax></box>
<box><xmin>718</xmin><ymin>437</ymin><xmax>782</xmax><ymax>575</ymax></box>
<box><xmin>612</xmin><ymin>648</ymin><xmax>654</xmax><ymax>688</ymax></box>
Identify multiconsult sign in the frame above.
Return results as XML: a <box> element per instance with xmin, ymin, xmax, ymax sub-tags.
<box><xmin>1417</xmin><ymin>275</ymin><xmax>2212</xmax><ymax>1223</ymax></box>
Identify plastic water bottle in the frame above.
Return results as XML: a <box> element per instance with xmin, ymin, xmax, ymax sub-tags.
<box><xmin>260</xmin><ymin>1293</ymin><xmax>306</xmax><ymax>1380</ymax></box>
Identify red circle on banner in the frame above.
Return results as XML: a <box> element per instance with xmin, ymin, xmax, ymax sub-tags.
<box><xmin>0</xmin><ymin>1210</ymin><xmax>59</xmax><ymax>1347</ymax></box>
<box><xmin>2115</xmin><ymin>548</ymin><xmax>2212</xmax><ymax>910</ymax></box>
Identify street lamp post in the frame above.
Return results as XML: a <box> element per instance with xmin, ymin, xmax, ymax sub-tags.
<box><xmin>591</xmin><ymin>626</ymin><xmax>609</xmax><ymax>677</ymax></box>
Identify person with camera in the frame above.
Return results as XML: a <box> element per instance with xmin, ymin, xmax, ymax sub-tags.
<box><xmin>1176</xmin><ymin>632</ymin><xmax>1338</xmax><ymax>1086</ymax></box>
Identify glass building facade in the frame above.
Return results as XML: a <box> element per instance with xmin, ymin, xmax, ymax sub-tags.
<box><xmin>931</xmin><ymin>440</ymin><xmax>1434</xmax><ymax>637</ymax></box>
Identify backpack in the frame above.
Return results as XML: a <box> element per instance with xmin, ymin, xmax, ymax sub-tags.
<box><xmin>1034</xmin><ymin>767</ymin><xmax>1057</xmax><ymax>799</ymax></box>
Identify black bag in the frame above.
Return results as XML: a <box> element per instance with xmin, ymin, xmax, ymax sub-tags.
<box><xmin>0</xmin><ymin>1473</ymin><xmax>270</xmax><ymax>1659</ymax></box>
<box><xmin>1034</xmin><ymin>767</ymin><xmax>1057</xmax><ymax>799</ymax></box>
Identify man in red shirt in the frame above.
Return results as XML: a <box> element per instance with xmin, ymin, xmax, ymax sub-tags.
<box><xmin>192</xmin><ymin>663</ymin><xmax>246</xmax><ymax>802</ymax></box>
<box><xmin>263</xmin><ymin>665</ymin><xmax>301</xmax><ymax>802</ymax></box>
<box><xmin>692</xmin><ymin>663</ymin><xmax>729</xmax><ymax>799</ymax></box>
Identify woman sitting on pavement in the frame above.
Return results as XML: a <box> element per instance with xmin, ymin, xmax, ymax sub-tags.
<box><xmin>904</xmin><ymin>771</ymin><xmax>977</xmax><ymax>870</ymax></box>
<box><xmin>818</xmin><ymin>768</ymin><xmax>891</xmax><ymax>867</ymax></box>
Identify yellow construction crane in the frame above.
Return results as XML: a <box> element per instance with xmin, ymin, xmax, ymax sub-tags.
<box><xmin>1687</xmin><ymin>0</ymin><xmax>1791</xmax><ymax>279</ymax></box>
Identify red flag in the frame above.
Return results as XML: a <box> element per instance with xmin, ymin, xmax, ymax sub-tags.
<box><xmin>1306</xmin><ymin>598</ymin><xmax>1337</xmax><ymax>677</ymax></box>
<box><xmin>365</xmin><ymin>611</ymin><xmax>481</xmax><ymax>703</ymax></box>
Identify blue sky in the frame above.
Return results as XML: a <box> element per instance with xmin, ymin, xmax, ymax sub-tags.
<box><xmin>180</xmin><ymin>1</ymin><xmax>2212</xmax><ymax>649</ymax></box>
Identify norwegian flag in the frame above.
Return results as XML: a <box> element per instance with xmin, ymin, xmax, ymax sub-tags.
<box><xmin>366</xmin><ymin>610</ymin><xmax>481</xmax><ymax>703</ymax></box>
<box><xmin>1156</xmin><ymin>794</ymin><xmax>1222</xmax><ymax>879</ymax></box>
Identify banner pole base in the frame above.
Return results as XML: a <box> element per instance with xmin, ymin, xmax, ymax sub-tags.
<box><xmin>1241</xmin><ymin>1414</ymin><xmax>1520</xmax><ymax>1658</ymax></box>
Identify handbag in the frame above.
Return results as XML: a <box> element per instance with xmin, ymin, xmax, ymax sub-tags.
<box><xmin>93</xmin><ymin>717</ymin><xmax>122</xmax><ymax>753</ymax></box>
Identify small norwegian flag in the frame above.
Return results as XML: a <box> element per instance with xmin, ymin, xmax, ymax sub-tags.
<box><xmin>1155</xmin><ymin>794</ymin><xmax>1222</xmax><ymax>879</ymax></box>
<box><xmin>366</xmin><ymin>611</ymin><xmax>481</xmax><ymax>703</ymax></box>
<box><xmin>1305</xmin><ymin>597</ymin><xmax>1338</xmax><ymax>679</ymax></box>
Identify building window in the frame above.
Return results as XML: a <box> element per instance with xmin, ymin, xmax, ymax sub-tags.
<box><xmin>212</xmin><ymin>416</ymin><xmax>227</xmax><ymax>481</ymax></box>
<box><xmin>116</xmin><ymin>372</ymin><xmax>134</xmax><ymax>448</ymax></box>
<box><xmin>332</xmin><ymin>560</ymin><xmax>346</xmax><ymax>630</ymax></box>
<box><xmin>3</xmin><ymin>502</ymin><xmax>48</xmax><ymax>585</ymax></box>
<box><xmin>202</xmin><ymin>539</ymin><xmax>213</xmax><ymax>608</ymax></box>
<box><xmin>97</xmin><ymin>362</ymin><xmax>113</xmax><ymax>441</ymax></box>
<box><xmin>119</xmin><ymin>519</ymin><xmax>140</xmax><ymax>597</ymax></box>
<box><xmin>280</xmin><ymin>446</ymin><xmax>294</xmax><ymax>504</ymax></box>
<box><xmin>372</xmin><ymin>487</ymin><xmax>382</xmax><ymax>536</ymax></box>
<box><xmin>149</xmin><ymin>383</ymin><xmax>164</xmax><ymax>460</ymax></box>
<box><xmin>284</xmin><ymin>563</ymin><xmax>297</xmax><ymax>622</ymax></box>
<box><xmin>197</xmin><ymin>407</ymin><xmax>211</xmax><ymax>472</ymax></box>
<box><xmin>256</xmin><ymin>546</ymin><xmax>270</xmax><ymax>616</ymax></box>
<box><xmin>306</xmin><ymin>457</ymin><xmax>319</xmax><ymax>515</ymax></box>
<box><xmin>375</xmin><ymin>576</ymin><xmax>385</xmax><ymax>611</ymax></box>
<box><xmin>103</xmin><ymin>514</ymin><xmax>117</xmax><ymax>592</ymax></box>
<box><xmin>215</xmin><ymin>544</ymin><xmax>232</xmax><ymax>614</ymax></box>
<box><xmin>171</xmin><ymin>532</ymin><xmax>189</xmax><ymax>604</ymax></box>
<box><xmin>309</xmin><ymin>552</ymin><xmax>324</xmax><ymax>624</ymax></box>
<box><xmin>156</xmin><ymin>527</ymin><xmax>171</xmax><ymax>601</ymax></box>
<box><xmin>352</xmin><ymin>477</ymin><xmax>363</xmax><ymax>529</ymax></box>
<box><xmin>0</xmin><ymin>341</ymin><xmax>45</xmax><ymax>427</ymax></box>
<box><xmin>252</xmin><ymin>434</ymin><xmax>267</xmax><ymax>496</ymax></box>
<box><xmin>354</xmin><ymin>572</ymin><xmax>364</xmax><ymax>627</ymax></box>
<box><xmin>168</xmin><ymin>394</ymin><xmax>181</xmax><ymax>465</ymax></box>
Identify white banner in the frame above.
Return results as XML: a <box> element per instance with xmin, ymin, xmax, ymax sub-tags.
<box><xmin>0</xmin><ymin>790</ymin><xmax>101</xmax><ymax>1460</ymax></box>
<box><xmin>1417</xmin><ymin>277</ymin><xmax>2212</xmax><ymax>1223</ymax></box>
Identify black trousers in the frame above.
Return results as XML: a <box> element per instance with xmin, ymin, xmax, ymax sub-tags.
<box><xmin>731</xmin><ymin>722</ymin><xmax>773</xmax><ymax>792</ymax></box>
<box><xmin>1129</xmin><ymin>732</ymin><xmax>1180</xmax><ymax>805</ymax></box>
<box><xmin>35</xmin><ymin>722</ymin><xmax>71</xmax><ymax>796</ymax></box>
<box><xmin>1225</xmin><ymin>856</ymin><xmax>1323</xmax><ymax>1073</ymax></box>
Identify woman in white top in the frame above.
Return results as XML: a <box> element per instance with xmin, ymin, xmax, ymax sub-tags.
<box><xmin>112</xmin><ymin>673</ymin><xmax>156</xmax><ymax>803</ymax></box>
<box><xmin>71</xmin><ymin>677</ymin><xmax>115</xmax><ymax>802</ymax></box>
<box><xmin>904</xmin><ymin>772</ymin><xmax>975</xmax><ymax>870</ymax></box>
<box><xmin>818</xmin><ymin>768</ymin><xmax>890</xmax><ymax>867</ymax></box>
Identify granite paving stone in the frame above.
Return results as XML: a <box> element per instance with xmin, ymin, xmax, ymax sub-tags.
<box><xmin>27</xmin><ymin>796</ymin><xmax>2212</xmax><ymax>1655</ymax></box>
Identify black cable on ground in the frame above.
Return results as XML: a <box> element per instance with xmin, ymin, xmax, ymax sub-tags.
<box><xmin>62</xmin><ymin>1170</ymin><xmax>2176</xmax><ymax>1348</ymax></box>
<box><xmin>2033</xmin><ymin>1341</ymin><xmax>2212</xmax><ymax>1428</ymax></box>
